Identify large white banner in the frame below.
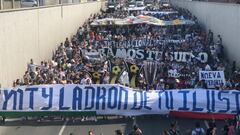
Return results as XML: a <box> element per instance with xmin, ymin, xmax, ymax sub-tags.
<box><xmin>199</xmin><ymin>71</ymin><xmax>226</xmax><ymax>88</ymax></box>
<box><xmin>98</xmin><ymin>48</ymin><xmax>208</xmax><ymax>63</ymax></box>
<box><xmin>0</xmin><ymin>84</ymin><xmax>239</xmax><ymax>115</ymax></box>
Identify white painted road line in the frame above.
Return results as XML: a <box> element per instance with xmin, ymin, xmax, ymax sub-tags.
<box><xmin>58</xmin><ymin>120</ymin><xmax>69</xmax><ymax>135</ymax></box>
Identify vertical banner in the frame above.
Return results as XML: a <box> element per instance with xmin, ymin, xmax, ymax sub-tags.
<box><xmin>143</xmin><ymin>61</ymin><xmax>159</xmax><ymax>87</ymax></box>
<box><xmin>87</xmin><ymin>71</ymin><xmax>103</xmax><ymax>84</ymax></box>
<box><xmin>108</xmin><ymin>61</ymin><xmax>124</xmax><ymax>84</ymax></box>
<box><xmin>124</xmin><ymin>61</ymin><xmax>143</xmax><ymax>88</ymax></box>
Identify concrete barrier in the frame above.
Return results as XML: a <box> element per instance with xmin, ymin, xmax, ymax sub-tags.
<box><xmin>0</xmin><ymin>2</ymin><xmax>103</xmax><ymax>87</ymax></box>
<box><xmin>171</xmin><ymin>0</ymin><xmax>240</xmax><ymax>66</ymax></box>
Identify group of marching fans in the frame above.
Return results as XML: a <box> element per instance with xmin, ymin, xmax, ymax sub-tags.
<box><xmin>10</xmin><ymin>5</ymin><xmax>240</xmax><ymax>91</ymax></box>
<box><xmin>4</xmin><ymin>3</ymin><xmax>240</xmax><ymax>135</ymax></box>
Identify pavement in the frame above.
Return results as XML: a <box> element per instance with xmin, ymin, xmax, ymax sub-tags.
<box><xmin>0</xmin><ymin>115</ymin><xmax>226</xmax><ymax>135</ymax></box>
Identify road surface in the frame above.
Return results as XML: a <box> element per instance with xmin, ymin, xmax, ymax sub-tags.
<box><xmin>0</xmin><ymin>116</ymin><xmax>226</xmax><ymax>135</ymax></box>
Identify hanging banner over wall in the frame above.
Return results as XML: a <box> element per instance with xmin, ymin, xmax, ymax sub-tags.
<box><xmin>0</xmin><ymin>84</ymin><xmax>239</xmax><ymax>115</ymax></box>
<box><xmin>97</xmin><ymin>39</ymin><xmax>186</xmax><ymax>47</ymax></box>
<box><xmin>141</xmin><ymin>11</ymin><xmax>178</xmax><ymax>15</ymax></box>
<box><xmin>91</xmin><ymin>15</ymin><xmax>195</xmax><ymax>26</ymax></box>
<box><xmin>199</xmin><ymin>71</ymin><xmax>226</xmax><ymax>88</ymax></box>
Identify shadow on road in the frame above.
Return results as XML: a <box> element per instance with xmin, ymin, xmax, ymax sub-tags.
<box><xmin>0</xmin><ymin>117</ymin><xmax>132</xmax><ymax>127</ymax></box>
<box><xmin>0</xmin><ymin>115</ymin><xmax>226</xmax><ymax>135</ymax></box>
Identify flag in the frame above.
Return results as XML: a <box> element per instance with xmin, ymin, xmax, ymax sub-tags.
<box><xmin>124</xmin><ymin>61</ymin><xmax>143</xmax><ymax>88</ymax></box>
<box><xmin>143</xmin><ymin>61</ymin><xmax>160</xmax><ymax>87</ymax></box>
<box><xmin>108</xmin><ymin>60</ymin><xmax>124</xmax><ymax>84</ymax></box>
<box><xmin>88</xmin><ymin>71</ymin><xmax>103</xmax><ymax>84</ymax></box>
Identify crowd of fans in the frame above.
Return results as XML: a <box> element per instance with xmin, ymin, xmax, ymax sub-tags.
<box><xmin>70</xmin><ymin>118</ymin><xmax>240</xmax><ymax>135</ymax></box>
<box><xmin>11</xmin><ymin>4</ymin><xmax>240</xmax><ymax>91</ymax></box>
<box><xmin>2</xmin><ymin>2</ymin><xmax>240</xmax><ymax>135</ymax></box>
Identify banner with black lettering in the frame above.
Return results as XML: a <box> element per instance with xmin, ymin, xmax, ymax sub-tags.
<box><xmin>96</xmin><ymin>39</ymin><xmax>185</xmax><ymax>48</ymax></box>
<box><xmin>96</xmin><ymin>38</ymin><xmax>186</xmax><ymax>48</ymax></box>
<box><xmin>98</xmin><ymin>48</ymin><xmax>208</xmax><ymax>63</ymax></box>
<box><xmin>199</xmin><ymin>71</ymin><xmax>226</xmax><ymax>88</ymax></box>
<box><xmin>0</xmin><ymin>84</ymin><xmax>239</xmax><ymax>115</ymax></box>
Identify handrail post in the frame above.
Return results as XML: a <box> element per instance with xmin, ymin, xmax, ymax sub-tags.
<box><xmin>0</xmin><ymin>0</ymin><xmax>3</xmax><ymax>10</ymax></box>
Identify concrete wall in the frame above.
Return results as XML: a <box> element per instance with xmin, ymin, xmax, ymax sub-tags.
<box><xmin>171</xmin><ymin>0</ymin><xmax>240</xmax><ymax>66</ymax></box>
<box><xmin>2</xmin><ymin>0</ymin><xmax>79</xmax><ymax>10</ymax></box>
<box><xmin>0</xmin><ymin>2</ymin><xmax>103</xmax><ymax>87</ymax></box>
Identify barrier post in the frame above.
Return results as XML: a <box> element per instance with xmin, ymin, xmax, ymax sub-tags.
<box><xmin>12</xmin><ymin>0</ymin><xmax>15</xmax><ymax>9</ymax></box>
<box><xmin>0</xmin><ymin>0</ymin><xmax>3</xmax><ymax>10</ymax></box>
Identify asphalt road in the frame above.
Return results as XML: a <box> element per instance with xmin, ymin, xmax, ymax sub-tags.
<box><xmin>0</xmin><ymin>116</ymin><xmax>226</xmax><ymax>135</ymax></box>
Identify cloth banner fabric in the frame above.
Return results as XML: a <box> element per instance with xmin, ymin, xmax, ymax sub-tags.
<box><xmin>170</xmin><ymin>111</ymin><xmax>235</xmax><ymax>120</ymax></box>
<box><xmin>98</xmin><ymin>48</ymin><xmax>208</xmax><ymax>63</ymax></box>
<box><xmin>124</xmin><ymin>61</ymin><xmax>143</xmax><ymax>88</ymax></box>
<box><xmin>91</xmin><ymin>15</ymin><xmax>195</xmax><ymax>26</ymax></box>
<box><xmin>0</xmin><ymin>84</ymin><xmax>239</xmax><ymax>116</ymax></box>
<box><xmin>96</xmin><ymin>39</ymin><xmax>186</xmax><ymax>47</ymax></box>
<box><xmin>199</xmin><ymin>71</ymin><xmax>226</xmax><ymax>88</ymax></box>
<box><xmin>141</xmin><ymin>11</ymin><xmax>178</xmax><ymax>15</ymax></box>
<box><xmin>108</xmin><ymin>61</ymin><xmax>124</xmax><ymax>84</ymax></box>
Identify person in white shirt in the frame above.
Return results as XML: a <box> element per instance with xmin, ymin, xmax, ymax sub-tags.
<box><xmin>80</xmin><ymin>75</ymin><xmax>92</xmax><ymax>85</ymax></box>
<box><xmin>27</xmin><ymin>59</ymin><xmax>36</xmax><ymax>72</ymax></box>
<box><xmin>102</xmin><ymin>71</ymin><xmax>110</xmax><ymax>84</ymax></box>
<box><xmin>80</xmin><ymin>76</ymin><xmax>87</xmax><ymax>84</ymax></box>
<box><xmin>119</xmin><ymin>71</ymin><xmax>129</xmax><ymax>86</ymax></box>
<box><xmin>86</xmin><ymin>78</ymin><xmax>92</xmax><ymax>85</ymax></box>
